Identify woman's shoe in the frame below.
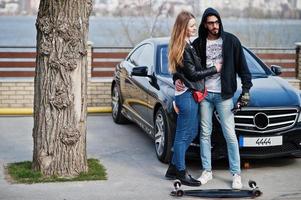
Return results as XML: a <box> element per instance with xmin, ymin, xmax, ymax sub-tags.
<box><xmin>176</xmin><ymin>170</ymin><xmax>201</xmax><ymax>186</ymax></box>
<box><xmin>165</xmin><ymin>163</ymin><xmax>177</xmax><ymax>179</ymax></box>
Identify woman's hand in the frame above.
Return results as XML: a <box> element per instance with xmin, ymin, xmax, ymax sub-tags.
<box><xmin>173</xmin><ymin>101</ymin><xmax>179</xmax><ymax>114</ymax></box>
<box><xmin>175</xmin><ymin>79</ymin><xmax>185</xmax><ymax>92</ymax></box>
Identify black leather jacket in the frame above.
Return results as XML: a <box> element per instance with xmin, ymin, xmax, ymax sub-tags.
<box><xmin>192</xmin><ymin>7</ymin><xmax>253</xmax><ymax>98</ymax></box>
<box><xmin>173</xmin><ymin>43</ymin><xmax>217</xmax><ymax>92</ymax></box>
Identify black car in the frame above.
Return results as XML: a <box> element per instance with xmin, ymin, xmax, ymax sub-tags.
<box><xmin>111</xmin><ymin>37</ymin><xmax>301</xmax><ymax>163</ymax></box>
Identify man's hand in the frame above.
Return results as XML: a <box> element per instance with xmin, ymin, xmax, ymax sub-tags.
<box><xmin>175</xmin><ymin>79</ymin><xmax>185</xmax><ymax>92</ymax></box>
<box><xmin>215</xmin><ymin>62</ymin><xmax>222</xmax><ymax>73</ymax></box>
<box><xmin>238</xmin><ymin>92</ymin><xmax>250</xmax><ymax>107</ymax></box>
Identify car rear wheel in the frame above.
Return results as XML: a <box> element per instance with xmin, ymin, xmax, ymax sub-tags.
<box><xmin>111</xmin><ymin>84</ymin><xmax>129</xmax><ymax>124</ymax></box>
<box><xmin>154</xmin><ymin>107</ymin><xmax>173</xmax><ymax>163</ymax></box>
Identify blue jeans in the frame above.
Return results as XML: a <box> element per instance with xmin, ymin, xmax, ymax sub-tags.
<box><xmin>199</xmin><ymin>92</ymin><xmax>241</xmax><ymax>175</ymax></box>
<box><xmin>172</xmin><ymin>90</ymin><xmax>199</xmax><ymax>171</ymax></box>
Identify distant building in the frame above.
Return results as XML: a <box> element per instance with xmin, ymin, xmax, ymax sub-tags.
<box><xmin>94</xmin><ymin>0</ymin><xmax>118</xmax><ymax>15</ymax></box>
<box><xmin>92</xmin><ymin>0</ymin><xmax>301</xmax><ymax>17</ymax></box>
<box><xmin>19</xmin><ymin>0</ymin><xmax>28</xmax><ymax>14</ymax></box>
<box><xmin>0</xmin><ymin>0</ymin><xmax>300</xmax><ymax>18</ymax></box>
<box><xmin>0</xmin><ymin>0</ymin><xmax>19</xmax><ymax>15</ymax></box>
<box><xmin>28</xmin><ymin>0</ymin><xmax>39</xmax><ymax>14</ymax></box>
<box><xmin>298</xmin><ymin>0</ymin><xmax>301</xmax><ymax>9</ymax></box>
<box><xmin>93</xmin><ymin>0</ymin><xmax>193</xmax><ymax>16</ymax></box>
<box><xmin>163</xmin><ymin>0</ymin><xmax>193</xmax><ymax>15</ymax></box>
<box><xmin>199</xmin><ymin>0</ymin><xmax>301</xmax><ymax>18</ymax></box>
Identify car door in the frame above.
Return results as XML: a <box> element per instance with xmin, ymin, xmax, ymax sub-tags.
<box><xmin>119</xmin><ymin>44</ymin><xmax>144</xmax><ymax>109</ymax></box>
<box><xmin>120</xmin><ymin>43</ymin><xmax>155</xmax><ymax>126</ymax></box>
<box><xmin>147</xmin><ymin>44</ymin><xmax>172</xmax><ymax>121</ymax></box>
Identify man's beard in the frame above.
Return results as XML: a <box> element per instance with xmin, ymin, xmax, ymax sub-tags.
<box><xmin>209</xmin><ymin>28</ymin><xmax>219</xmax><ymax>36</ymax></box>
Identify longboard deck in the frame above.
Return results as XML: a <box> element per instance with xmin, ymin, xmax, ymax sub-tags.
<box><xmin>171</xmin><ymin>188</ymin><xmax>262</xmax><ymax>198</ymax></box>
<box><xmin>171</xmin><ymin>180</ymin><xmax>262</xmax><ymax>198</ymax></box>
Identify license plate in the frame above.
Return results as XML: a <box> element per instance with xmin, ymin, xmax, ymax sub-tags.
<box><xmin>239</xmin><ymin>136</ymin><xmax>282</xmax><ymax>147</ymax></box>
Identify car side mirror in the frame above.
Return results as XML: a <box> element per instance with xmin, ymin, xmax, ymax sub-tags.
<box><xmin>131</xmin><ymin>66</ymin><xmax>148</xmax><ymax>76</ymax></box>
<box><xmin>270</xmin><ymin>65</ymin><xmax>282</xmax><ymax>76</ymax></box>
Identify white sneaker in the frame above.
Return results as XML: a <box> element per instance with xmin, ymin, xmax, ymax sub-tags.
<box><xmin>232</xmin><ymin>174</ymin><xmax>243</xmax><ymax>189</ymax></box>
<box><xmin>198</xmin><ymin>170</ymin><xmax>212</xmax><ymax>185</ymax></box>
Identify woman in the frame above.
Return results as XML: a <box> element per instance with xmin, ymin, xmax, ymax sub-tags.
<box><xmin>165</xmin><ymin>11</ymin><xmax>221</xmax><ymax>186</ymax></box>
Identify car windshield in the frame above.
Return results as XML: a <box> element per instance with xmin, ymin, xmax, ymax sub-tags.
<box><xmin>243</xmin><ymin>49</ymin><xmax>272</xmax><ymax>77</ymax></box>
<box><xmin>158</xmin><ymin>45</ymin><xmax>272</xmax><ymax>77</ymax></box>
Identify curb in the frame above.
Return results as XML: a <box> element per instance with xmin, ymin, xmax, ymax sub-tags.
<box><xmin>0</xmin><ymin>107</ymin><xmax>112</xmax><ymax>115</ymax></box>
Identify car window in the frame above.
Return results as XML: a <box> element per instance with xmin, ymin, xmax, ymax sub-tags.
<box><xmin>157</xmin><ymin>45</ymin><xmax>271</xmax><ymax>77</ymax></box>
<box><xmin>136</xmin><ymin>44</ymin><xmax>154</xmax><ymax>69</ymax></box>
<box><xmin>158</xmin><ymin>45</ymin><xmax>170</xmax><ymax>76</ymax></box>
<box><xmin>128</xmin><ymin>45</ymin><xmax>145</xmax><ymax>66</ymax></box>
<box><xmin>128</xmin><ymin>43</ymin><xmax>154</xmax><ymax>69</ymax></box>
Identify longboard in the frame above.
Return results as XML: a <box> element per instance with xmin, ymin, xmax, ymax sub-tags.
<box><xmin>171</xmin><ymin>179</ymin><xmax>262</xmax><ymax>198</ymax></box>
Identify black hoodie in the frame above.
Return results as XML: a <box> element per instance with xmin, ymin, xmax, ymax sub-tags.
<box><xmin>192</xmin><ymin>7</ymin><xmax>253</xmax><ymax>99</ymax></box>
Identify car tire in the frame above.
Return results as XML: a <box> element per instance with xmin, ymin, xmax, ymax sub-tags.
<box><xmin>154</xmin><ymin>107</ymin><xmax>173</xmax><ymax>163</ymax></box>
<box><xmin>111</xmin><ymin>84</ymin><xmax>129</xmax><ymax>124</ymax></box>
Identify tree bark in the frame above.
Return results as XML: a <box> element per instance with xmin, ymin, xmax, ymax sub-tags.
<box><xmin>33</xmin><ymin>0</ymin><xmax>92</xmax><ymax>177</ymax></box>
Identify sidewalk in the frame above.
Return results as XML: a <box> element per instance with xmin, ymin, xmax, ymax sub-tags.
<box><xmin>0</xmin><ymin>115</ymin><xmax>180</xmax><ymax>200</ymax></box>
<box><xmin>1</xmin><ymin>115</ymin><xmax>301</xmax><ymax>200</ymax></box>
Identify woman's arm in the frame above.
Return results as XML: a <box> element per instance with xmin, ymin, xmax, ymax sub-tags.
<box><xmin>181</xmin><ymin>48</ymin><xmax>218</xmax><ymax>81</ymax></box>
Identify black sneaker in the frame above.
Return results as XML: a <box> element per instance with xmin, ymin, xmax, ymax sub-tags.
<box><xmin>176</xmin><ymin>170</ymin><xmax>201</xmax><ymax>187</ymax></box>
<box><xmin>165</xmin><ymin>163</ymin><xmax>177</xmax><ymax>179</ymax></box>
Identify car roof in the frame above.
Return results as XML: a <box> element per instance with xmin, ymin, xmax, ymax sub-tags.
<box><xmin>140</xmin><ymin>37</ymin><xmax>200</xmax><ymax>46</ymax></box>
<box><xmin>141</xmin><ymin>37</ymin><xmax>170</xmax><ymax>46</ymax></box>
<box><xmin>140</xmin><ymin>37</ymin><xmax>249</xmax><ymax>50</ymax></box>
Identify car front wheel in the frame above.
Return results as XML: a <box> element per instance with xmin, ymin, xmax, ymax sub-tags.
<box><xmin>154</xmin><ymin>107</ymin><xmax>173</xmax><ymax>163</ymax></box>
<box><xmin>111</xmin><ymin>84</ymin><xmax>129</xmax><ymax>124</ymax></box>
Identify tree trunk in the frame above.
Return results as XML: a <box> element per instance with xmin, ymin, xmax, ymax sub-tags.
<box><xmin>32</xmin><ymin>0</ymin><xmax>92</xmax><ymax>177</ymax></box>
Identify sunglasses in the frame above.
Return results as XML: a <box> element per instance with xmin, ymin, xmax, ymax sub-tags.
<box><xmin>206</xmin><ymin>20</ymin><xmax>220</xmax><ymax>26</ymax></box>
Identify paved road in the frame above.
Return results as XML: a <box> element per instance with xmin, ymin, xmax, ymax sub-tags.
<box><xmin>0</xmin><ymin>115</ymin><xmax>301</xmax><ymax>200</ymax></box>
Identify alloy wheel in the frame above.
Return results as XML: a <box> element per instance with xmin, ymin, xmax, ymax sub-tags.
<box><xmin>155</xmin><ymin>112</ymin><xmax>165</xmax><ymax>157</ymax></box>
<box><xmin>112</xmin><ymin>86</ymin><xmax>119</xmax><ymax>120</ymax></box>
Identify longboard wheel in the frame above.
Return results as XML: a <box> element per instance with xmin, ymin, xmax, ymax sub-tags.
<box><xmin>252</xmin><ymin>189</ymin><xmax>262</xmax><ymax>197</ymax></box>
<box><xmin>170</xmin><ymin>190</ymin><xmax>176</xmax><ymax>196</ymax></box>
<box><xmin>176</xmin><ymin>189</ymin><xmax>184</xmax><ymax>197</ymax></box>
<box><xmin>248</xmin><ymin>180</ymin><xmax>257</xmax><ymax>188</ymax></box>
<box><xmin>174</xmin><ymin>179</ymin><xmax>181</xmax><ymax>188</ymax></box>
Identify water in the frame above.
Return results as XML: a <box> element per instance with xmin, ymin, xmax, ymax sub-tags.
<box><xmin>0</xmin><ymin>16</ymin><xmax>300</xmax><ymax>48</ymax></box>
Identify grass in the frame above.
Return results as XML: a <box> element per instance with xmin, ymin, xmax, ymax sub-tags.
<box><xmin>6</xmin><ymin>158</ymin><xmax>107</xmax><ymax>184</ymax></box>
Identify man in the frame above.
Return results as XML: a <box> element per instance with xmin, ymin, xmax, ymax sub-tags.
<box><xmin>175</xmin><ymin>7</ymin><xmax>252</xmax><ymax>189</ymax></box>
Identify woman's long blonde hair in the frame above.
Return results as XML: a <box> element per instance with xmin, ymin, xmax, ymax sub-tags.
<box><xmin>168</xmin><ymin>11</ymin><xmax>195</xmax><ymax>74</ymax></box>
